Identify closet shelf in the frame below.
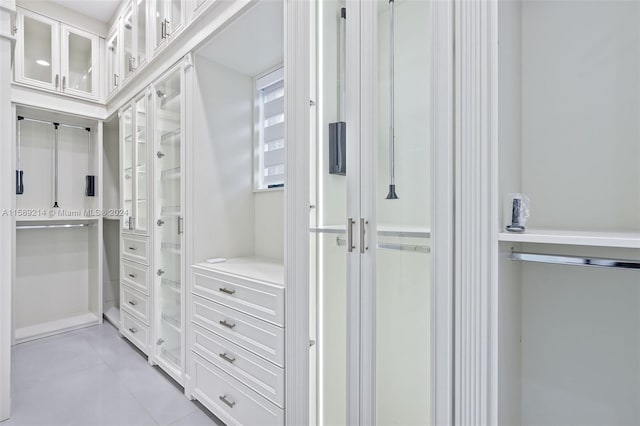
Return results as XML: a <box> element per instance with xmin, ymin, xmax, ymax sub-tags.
<box><xmin>161</xmin><ymin>277</ymin><xmax>181</xmax><ymax>291</ymax></box>
<box><xmin>161</xmin><ymin>242</ymin><xmax>181</xmax><ymax>253</ymax></box>
<box><xmin>498</xmin><ymin>229</ymin><xmax>640</xmax><ymax>249</ymax></box>
<box><xmin>160</xmin><ymin>128</ymin><xmax>180</xmax><ymax>144</ymax></box>
<box><xmin>161</xmin><ymin>310</ymin><xmax>181</xmax><ymax>332</ymax></box>
<box><xmin>160</xmin><ymin>345</ymin><xmax>181</xmax><ymax>366</ymax></box>
<box><xmin>161</xmin><ymin>167</ymin><xmax>181</xmax><ymax>180</ymax></box>
<box><xmin>16</xmin><ymin>216</ymin><xmax>99</xmax><ymax>224</ymax></box>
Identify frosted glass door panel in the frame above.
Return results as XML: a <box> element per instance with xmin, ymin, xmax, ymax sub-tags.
<box><xmin>135</xmin><ymin>96</ymin><xmax>148</xmax><ymax>233</ymax></box>
<box><xmin>311</xmin><ymin>1</ymin><xmax>348</xmax><ymax>424</ymax></box>
<box><xmin>21</xmin><ymin>13</ymin><xmax>57</xmax><ymax>88</ymax></box>
<box><xmin>123</xmin><ymin>5</ymin><xmax>134</xmax><ymax>79</ymax></box>
<box><xmin>106</xmin><ymin>31</ymin><xmax>119</xmax><ymax>95</ymax></box>
<box><xmin>66</xmin><ymin>32</ymin><xmax>92</xmax><ymax>93</ymax></box>
<box><xmin>122</xmin><ymin>106</ymin><xmax>134</xmax><ymax>232</ymax></box>
<box><xmin>136</xmin><ymin>0</ymin><xmax>147</xmax><ymax>65</ymax></box>
<box><xmin>154</xmin><ymin>69</ymin><xmax>182</xmax><ymax>371</ymax></box>
<box><xmin>375</xmin><ymin>0</ymin><xmax>432</xmax><ymax>424</ymax></box>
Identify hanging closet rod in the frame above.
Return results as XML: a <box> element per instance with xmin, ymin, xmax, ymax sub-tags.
<box><xmin>17</xmin><ymin>116</ymin><xmax>90</xmax><ymax>131</ymax></box>
<box><xmin>16</xmin><ymin>223</ymin><xmax>94</xmax><ymax>230</ymax></box>
<box><xmin>510</xmin><ymin>250</ymin><xmax>640</xmax><ymax>270</ymax></box>
<box><xmin>335</xmin><ymin>237</ymin><xmax>430</xmax><ymax>253</ymax></box>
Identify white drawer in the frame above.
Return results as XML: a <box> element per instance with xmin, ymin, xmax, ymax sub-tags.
<box><xmin>192</xmin><ymin>295</ymin><xmax>284</xmax><ymax>367</ymax></box>
<box><xmin>193</xmin><ymin>268</ymin><xmax>284</xmax><ymax>326</ymax></box>
<box><xmin>121</xmin><ymin>285</ymin><xmax>150</xmax><ymax>325</ymax></box>
<box><xmin>121</xmin><ymin>311</ymin><xmax>149</xmax><ymax>354</ymax></box>
<box><xmin>122</xmin><ymin>234</ymin><xmax>149</xmax><ymax>265</ymax></box>
<box><xmin>192</xmin><ymin>323</ymin><xmax>284</xmax><ymax>407</ymax></box>
<box><xmin>192</xmin><ymin>353</ymin><xmax>284</xmax><ymax>426</ymax></box>
<box><xmin>122</xmin><ymin>261</ymin><xmax>149</xmax><ymax>294</ymax></box>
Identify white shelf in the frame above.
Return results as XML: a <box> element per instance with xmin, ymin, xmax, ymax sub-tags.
<box><xmin>15</xmin><ymin>312</ymin><xmax>100</xmax><ymax>343</ymax></box>
<box><xmin>498</xmin><ymin>229</ymin><xmax>640</xmax><ymax>249</ymax></box>
<box><xmin>16</xmin><ymin>216</ymin><xmax>99</xmax><ymax>224</ymax></box>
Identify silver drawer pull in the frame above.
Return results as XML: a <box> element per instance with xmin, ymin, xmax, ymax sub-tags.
<box><xmin>128</xmin><ymin>273</ymin><xmax>136</xmax><ymax>278</ymax></box>
<box><xmin>219</xmin><ymin>353</ymin><xmax>236</xmax><ymax>364</ymax></box>
<box><xmin>128</xmin><ymin>300</ymin><xmax>137</xmax><ymax>306</ymax></box>
<box><xmin>128</xmin><ymin>327</ymin><xmax>137</xmax><ymax>334</ymax></box>
<box><xmin>128</xmin><ymin>246</ymin><xmax>136</xmax><ymax>251</ymax></box>
<box><xmin>219</xmin><ymin>287</ymin><xmax>235</xmax><ymax>295</ymax></box>
<box><xmin>219</xmin><ymin>395</ymin><xmax>235</xmax><ymax>408</ymax></box>
<box><xmin>219</xmin><ymin>320</ymin><xmax>236</xmax><ymax>329</ymax></box>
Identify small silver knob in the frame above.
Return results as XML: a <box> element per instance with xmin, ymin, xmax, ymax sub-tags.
<box><xmin>157</xmin><ymin>269</ymin><xmax>165</xmax><ymax>276</ymax></box>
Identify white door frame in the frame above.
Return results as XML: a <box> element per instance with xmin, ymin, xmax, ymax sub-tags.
<box><xmin>285</xmin><ymin>0</ymin><xmax>455</xmax><ymax>424</ymax></box>
<box><xmin>0</xmin><ymin>1</ymin><xmax>16</xmax><ymax>421</ymax></box>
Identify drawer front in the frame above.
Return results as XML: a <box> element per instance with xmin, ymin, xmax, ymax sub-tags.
<box><xmin>122</xmin><ymin>235</ymin><xmax>149</xmax><ymax>265</ymax></box>
<box><xmin>192</xmin><ymin>353</ymin><xmax>284</xmax><ymax>426</ymax></box>
<box><xmin>192</xmin><ymin>295</ymin><xmax>284</xmax><ymax>367</ymax></box>
<box><xmin>121</xmin><ymin>285</ymin><xmax>150</xmax><ymax>325</ymax></box>
<box><xmin>193</xmin><ymin>269</ymin><xmax>284</xmax><ymax>326</ymax></box>
<box><xmin>122</xmin><ymin>261</ymin><xmax>149</xmax><ymax>294</ymax></box>
<box><xmin>192</xmin><ymin>323</ymin><xmax>284</xmax><ymax>407</ymax></box>
<box><xmin>121</xmin><ymin>311</ymin><xmax>149</xmax><ymax>354</ymax></box>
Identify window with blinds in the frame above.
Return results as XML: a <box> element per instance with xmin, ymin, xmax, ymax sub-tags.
<box><xmin>256</xmin><ymin>67</ymin><xmax>285</xmax><ymax>190</ymax></box>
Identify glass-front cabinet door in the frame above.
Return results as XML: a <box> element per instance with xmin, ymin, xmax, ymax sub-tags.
<box><xmin>121</xmin><ymin>94</ymin><xmax>149</xmax><ymax>235</ymax></box>
<box><xmin>106</xmin><ymin>28</ymin><xmax>120</xmax><ymax>97</ymax></box>
<box><xmin>154</xmin><ymin>0</ymin><xmax>183</xmax><ymax>54</ymax></box>
<box><xmin>16</xmin><ymin>9</ymin><xmax>60</xmax><ymax>91</ymax></box>
<box><xmin>122</xmin><ymin>105</ymin><xmax>134</xmax><ymax>232</ymax></box>
<box><xmin>122</xmin><ymin>3</ymin><xmax>134</xmax><ymax>81</ymax></box>
<box><xmin>136</xmin><ymin>0</ymin><xmax>148</xmax><ymax>67</ymax></box>
<box><xmin>60</xmin><ymin>24</ymin><xmax>99</xmax><ymax>99</ymax></box>
<box><xmin>153</xmin><ymin>67</ymin><xmax>184</xmax><ymax>379</ymax></box>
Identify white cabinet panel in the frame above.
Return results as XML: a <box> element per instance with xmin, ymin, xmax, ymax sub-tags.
<box><xmin>60</xmin><ymin>24</ymin><xmax>99</xmax><ymax>100</ymax></box>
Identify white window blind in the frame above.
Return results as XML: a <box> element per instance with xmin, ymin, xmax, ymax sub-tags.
<box><xmin>256</xmin><ymin>67</ymin><xmax>284</xmax><ymax>189</ymax></box>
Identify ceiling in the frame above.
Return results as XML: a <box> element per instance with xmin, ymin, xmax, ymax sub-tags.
<box><xmin>50</xmin><ymin>0</ymin><xmax>120</xmax><ymax>23</ymax></box>
<box><xmin>196</xmin><ymin>0</ymin><xmax>283</xmax><ymax>77</ymax></box>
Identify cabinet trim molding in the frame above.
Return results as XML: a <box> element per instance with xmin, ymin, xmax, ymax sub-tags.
<box><xmin>454</xmin><ymin>1</ymin><xmax>499</xmax><ymax>424</ymax></box>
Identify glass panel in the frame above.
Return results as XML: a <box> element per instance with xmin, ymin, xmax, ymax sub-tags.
<box><xmin>136</xmin><ymin>0</ymin><xmax>147</xmax><ymax>64</ymax></box>
<box><xmin>375</xmin><ymin>0</ymin><xmax>431</xmax><ymax>424</ymax></box>
<box><xmin>67</xmin><ymin>32</ymin><xmax>92</xmax><ymax>93</ymax></box>
<box><xmin>123</xmin><ymin>5</ymin><xmax>134</xmax><ymax>78</ymax></box>
<box><xmin>107</xmin><ymin>32</ymin><xmax>118</xmax><ymax>94</ymax></box>
<box><xmin>23</xmin><ymin>16</ymin><xmax>53</xmax><ymax>84</ymax></box>
<box><xmin>122</xmin><ymin>106</ymin><xmax>133</xmax><ymax>231</ymax></box>
<box><xmin>311</xmin><ymin>1</ymin><xmax>348</xmax><ymax>424</ymax></box>
<box><xmin>155</xmin><ymin>0</ymin><xmax>167</xmax><ymax>48</ymax></box>
<box><xmin>154</xmin><ymin>69</ymin><xmax>182</xmax><ymax>369</ymax></box>
<box><xmin>135</xmin><ymin>96</ymin><xmax>148</xmax><ymax>232</ymax></box>
<box><xmin>170</xmin><ymin>0</ymin><xmax>182</xmax><ymax>32</ymax></box>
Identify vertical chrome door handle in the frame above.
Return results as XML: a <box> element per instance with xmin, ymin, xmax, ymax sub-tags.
<box><xmin>55</xmin><ymin>74</ymin><xmax>59</xmax><ymax>89</ymax></box>
<box><xmin>178</xmin><ymin>217</ymin><xmax>183</xmax><ymax>235</ymax></box>
<box><xmin>114</xmin><ymin>73</ymin><xmax>119</xmax><ymax>87</ymax></box>
<box><xmin>62</xmin><ymin>76</ymin><xmax>66</xmax><ymax>91</ymax></box>
<box><xmin>360</xmin><ymin>218</ymin><xmax>368</xmax><ymax>253</ymax></box>
<box><xmin>347</xmin><ymin>218</ymin><xmax>356</xmax><ymax>252</ymax></box>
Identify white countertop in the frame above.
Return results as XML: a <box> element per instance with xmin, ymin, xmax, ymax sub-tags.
<box><xmin>193</xmin><ymin>256</ymin><xmax>285</xmax><ymax>287</ymax></box>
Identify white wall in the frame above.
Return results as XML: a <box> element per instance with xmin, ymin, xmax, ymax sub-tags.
<box><xmin>254</xmin><ymin>190</ymin><xmax>284</xmax><ymax>261</ymax></box>
<box><xmin>521</xmin><ymin>0</ymin><xmax>640</xmax><ymax>232</ymax></box>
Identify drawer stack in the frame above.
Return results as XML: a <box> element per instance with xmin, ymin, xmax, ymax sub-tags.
<box><xmin>189</xmin><ymin>258</ymin><xmax>285</xmax><ymax>426</ymax></box>
<box><xmin>120</xmin><ymin>233</ymin><xmax>151</xmax><ymax>354</ymax></box>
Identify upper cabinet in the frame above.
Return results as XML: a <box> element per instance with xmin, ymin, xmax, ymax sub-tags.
<box><xmin>15</xmin><ymin>8</ymin><xmax>100</xmax><ymax>101</ymax></box>
<box><xmin>106</xmin><ymin>26</ymin><xmax>120</xmax><ymax>97</ymax></box>
<box><xmin>153</xmin><ymin>0</ymin><xmax>184</xmax><ymax>55</ymax></box>
<box><xmin>123</xmin><ymin>0</ymin><xmax>148</xmax><ymax>83</ymax></box>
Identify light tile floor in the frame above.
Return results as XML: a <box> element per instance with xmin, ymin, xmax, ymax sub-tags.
<box><xmin>1</xmin><ymin>322</ymin><xmax>223</xmax><ymax>426</ymax></box>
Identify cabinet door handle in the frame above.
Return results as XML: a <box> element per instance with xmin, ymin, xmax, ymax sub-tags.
<box><xmin>219</xmin><ymin>353</ymin><xmax>236</xmax><ymax>364</ymax></box>
<box><xmin>178</xmin><ymin>217</ymin><xmax>183</xmax><ymax>235</ymax></box>
<box><xmin>128</xmin><ymin>327</ymin><xmax>137</xmax><ymax>334</ymax></box>
<box><xmin>219</xmin><ymin>395</ymin><xmax>235</xmax><ymax>408</ymax></box>
<box><xmin>360</xmin><ymin>218</ymin><xmax>367</xmax><ymax>254</ymax></box>
<box><xmin>114</xmin><ymin>73</ymin><xmax>119</xmax><ymax>87</ymax></box>
<box><xmin>55</xmin><ymin>74</ymin><xmax>59</xmax><ymax>88</ymax></box>
<box><xmin>128</xmin><ymin>273</ymin><xmax>136</xmax><ymax>278</ymax></box>
<box><xmin>161</xmin><ymin>20</ymin><xmax>166</xmax><ymax>39</ymax></box>
<box><xmin>128</xmin><ymin>300</ymin><xmax>137</xmax><ymax>306</ymax></box>
<box><xmin>347</xmin><ymin>218</ymin><xmax>356</xmax><ymax>252</ymax></box>
<box><xmin>219</xmin><ymin>320</ymin><xmax>235</xmax><ymax>329</ymax></box>
<box><xmin>128</xmin><ymin>246</ymin><xmax>136</xmax><ymax>251</ymax></box>
<box><xmin>164</xmin><ymin>19</ymin><xmax>171</xmax><ymax>36</ymax></box>
<box><xmin>157</xmin><ymin>269</ymin><xmax>165</xmax><ymax>276</ymax></box>
<box><xmin>219</xmin><ymin>287</ymin><xmax>235</xmax><ymax>295</ymax></box>
<box><xmin>62</xmin><ymin>76</ymin><xmax>66</xmax><ymax>91</ymax></box>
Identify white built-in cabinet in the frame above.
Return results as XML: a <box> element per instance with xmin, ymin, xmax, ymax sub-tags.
<box><xmin>106</xmin><ymin>27</ymin><xmax>120</xmax><ymax>97</ymax></box>
<box><xmin>15</xmin><ymin>8</ymin><xmax>100</xmax><ymax>101</ymax></box>
<box><xmin>118</xmin><ymin>62</ymin><xmax>187</xmax><ymax>384</ymax></box>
